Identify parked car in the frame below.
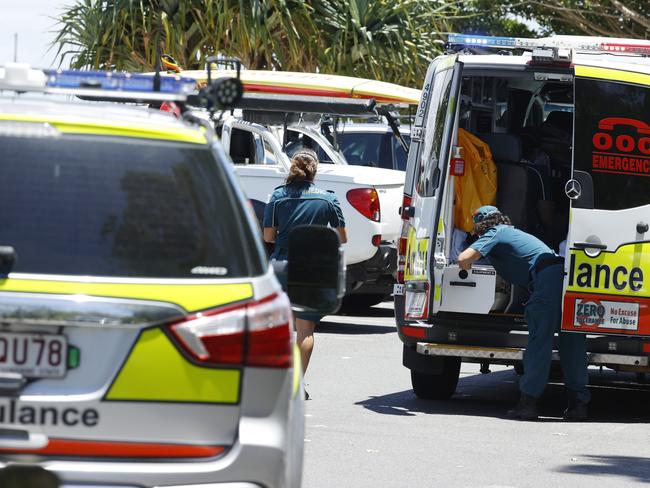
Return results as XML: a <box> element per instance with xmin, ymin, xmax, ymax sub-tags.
<box><xmin>220</xmin><ymin>115</ymin><xmax>403</xmax><ymax>307</ymax></box>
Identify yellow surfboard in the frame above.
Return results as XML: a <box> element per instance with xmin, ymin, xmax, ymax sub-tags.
<box><xmin>179</xmin><ymin>69</ymin><xmax>421</xmax><ymax>105</ymax></box>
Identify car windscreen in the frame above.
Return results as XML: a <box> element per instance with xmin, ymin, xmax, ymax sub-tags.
<box><xmin>0</xmin><ymin>135</ymin><xmax>260</xmax><ymax>278</ymax></box>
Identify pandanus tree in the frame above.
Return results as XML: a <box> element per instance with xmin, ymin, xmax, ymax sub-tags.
<box><xmin>52</xmin><ymin>0</ymin><xmax>467</xmax><ymax>86</ymax></box>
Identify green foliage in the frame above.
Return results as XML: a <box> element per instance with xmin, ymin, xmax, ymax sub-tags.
<box><xmin>495</xmin><ymin>1</ymin><xmax>650</xmax><ymax>38</ymax></box>
<box><xmin>53</xmin><ymin>0</ymin><xmax>470</xmax><ymax>86</ymax></box>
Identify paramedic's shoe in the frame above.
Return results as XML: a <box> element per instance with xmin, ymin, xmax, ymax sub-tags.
<box><xmin>507</xmin><ymin>393</ymin><xmax>539</xmax><ymax>420</ymax></box>
<box><xmin>563</xmin><ymin>393</ymin><xmax>588</xmax><ymax>421</ymax></box>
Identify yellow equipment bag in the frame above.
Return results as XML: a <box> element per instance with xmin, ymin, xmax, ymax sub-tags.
<box><xmin>454</xmin><ymin>129</ymin><xmax>498</xmax><ymax>232</ymax></box>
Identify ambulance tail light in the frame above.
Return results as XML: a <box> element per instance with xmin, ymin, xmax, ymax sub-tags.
<box><xmin>170</xmin><ymin>293</ymin><xmax>292</xmax><ymax>368</ymax></box>
<box><xmin>347</xmin><ymin>188</ymin><xmax>380</xmax><ymax>222</ymax></box>
<box><xmin>245</xmin><ymin>293</ymin><xmax>292</xmax><ymax>368</ymax></box>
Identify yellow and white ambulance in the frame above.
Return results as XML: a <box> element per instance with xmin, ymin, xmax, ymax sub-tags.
<box><xmin>0</xmin><ymin>63</ymin><xmax>343</xmax><ymax>487</ymax></box>
<box><xmin>395</xmin><ymin>34</ymin><xmax>650</xmax><ymax>399</ymax></box>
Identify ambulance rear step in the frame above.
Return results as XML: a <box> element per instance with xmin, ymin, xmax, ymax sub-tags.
<box><xmin>416</xmin><ymin>343</ymin><xmax>649</xmax><ymax>367</ymax></box>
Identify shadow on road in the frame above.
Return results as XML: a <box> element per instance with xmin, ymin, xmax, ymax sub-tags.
<box><xmin>356</xmin><ymin>368</ymin><xmax>650</xmax><ymax>423</ymax></box>
<box><xmin>337</xmin><ymin>306</ymin><xmax>394</xmax><ymax>318</ymax></box>
<box><xmin>555</xmin><ymin>455</ymin><xmax>650</xmax><ymax>484</ymax></box>
<box><xmin>316</xmin><ymin>321</ymin><xmax>395</xmax><ymax>335</ymax></box>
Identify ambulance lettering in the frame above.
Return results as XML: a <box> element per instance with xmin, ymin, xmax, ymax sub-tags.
<box><xmin>0</xmin><ymin>400</ymin><xmax>99</xmax><ymax>427</ymax></box>
<box><xmin>591</xmin><ymin>117</ymin><xmax>650</xmax><ymax>176</ymax></box>
<box><xmin>568</xmin><ymin>254</ymin><xmax>644</xmax><ymax>292</ymax></box>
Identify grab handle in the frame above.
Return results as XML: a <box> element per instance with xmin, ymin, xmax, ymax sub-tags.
<box><xmin>573</xmin><ymin>242</ymin><xmax>607</xmax><ymax>250</ymax></box>
<box><xmin>449</xmin><ymin>281</ymin><xmax>477</xmax><ymax>287</ymax></box>
<box><xmin>0</xmin><ymin>429</ymin><xmax>48</xmax><ymax>449</ymax></box>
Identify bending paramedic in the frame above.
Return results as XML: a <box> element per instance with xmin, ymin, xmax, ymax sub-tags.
<box><xmin>263</xmin><ymin>149</ymin><xmax>347</xmax><ymax>398</ymax></box>
<box><xmin>457</xmin><ymin>205</ymin><xmax>590</xmax><ymax>421</ymax></box>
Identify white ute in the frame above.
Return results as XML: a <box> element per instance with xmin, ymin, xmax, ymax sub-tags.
<box><xmin>220</xmin><ymin>111</ymin><xmax>404</xmax><ymax>307</ymax></box>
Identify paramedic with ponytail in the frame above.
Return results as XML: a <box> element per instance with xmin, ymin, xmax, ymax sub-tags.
<box><xmin>263</xmin><ymin>149</ymin><xmax>347</xmax><ymax>398</ymax></box>
<box><xmin>457</xmin><ymin>205</ymin><xmax>590</xmax><ymax>421</ymax></box>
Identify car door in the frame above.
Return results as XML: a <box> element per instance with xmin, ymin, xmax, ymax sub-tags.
<box><xmin>221</xmin><ymin>118</ymin><xmax>290</xmax><ymax>226</ymax></box>
<box><xmin>402</xmin><ymin>56</ymin><xmax>463</xmax><ymax>319</ymax></box>
<box><xmin>562</xmin><ymin>64</ymin><xmax>650</xmax><ymax>336</ymax></box>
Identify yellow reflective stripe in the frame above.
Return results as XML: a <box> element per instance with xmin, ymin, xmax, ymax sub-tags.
<box><xmin>434</xmin><ymin>284</ymin><xmax>441</xmax><ymax>302</ymax></box>
<box><xmin>106</xmin><ymin>328</ymin><xmax>240</xmax><ymax>404</ymax></box>
<box><xmin>0</xmin><ymin>278</ymin><xmax>253</xmax><ymax>313</ymax></box>
<box><xmin>292</xmin><ymin>344</ymin><xmax>301</xmax><ymax>397</ymax></box>
<box><xmin>0</xmin><ymin>114</ymin><xmax>207</xmax><ymax>144</ymax></box>
<box><xmin>575</xmin><ymin>65</ymin><xmax>650</xmax><ymax>87</ymax></box>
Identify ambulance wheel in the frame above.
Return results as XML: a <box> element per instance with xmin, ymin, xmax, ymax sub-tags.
<box><xmin>410</xmin><ymin>358</ymin><xmax>461</xmax><ymax>400</ymax></box>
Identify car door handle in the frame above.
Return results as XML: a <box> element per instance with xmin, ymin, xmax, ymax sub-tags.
<box><xmin>449</xmin><ymin>281</ymin><xmax>477</xmax><ymax>287</ymax></box>
<box><xmin>0</xmin><ymin>429</ymin><xmax>48</xmax><ymax>449</ymax></box>
<box><xmin>573</xmin><ymin>242</ymin><xmax>607</xmax><ymax>250</ymax></box>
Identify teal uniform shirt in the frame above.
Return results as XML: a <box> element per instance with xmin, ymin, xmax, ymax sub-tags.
<box><xmin>263</xmin><ymin>181</ymin><xmax>345</xmax><ymax>260</ymax></box>
<box><xmin>469</xmin><ymin>224</ymin><xmax>557</xmax><ymax>286</ymax></box>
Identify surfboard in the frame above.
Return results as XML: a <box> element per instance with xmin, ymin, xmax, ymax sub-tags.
<box><xmin>178</xmin><ymin>69</ymin><xmax>421</xmax><ymax>105</ymax></box>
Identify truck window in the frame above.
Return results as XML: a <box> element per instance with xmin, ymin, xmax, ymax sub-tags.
<box><xmin>574</xmin><ymin>78</ymin><xmax>650</xmax><ymax>210</ymax></box>
<box><xmin>416</xmin><ymin>68</ymin><xmax>454</xmax><ymax>196</ymax></box>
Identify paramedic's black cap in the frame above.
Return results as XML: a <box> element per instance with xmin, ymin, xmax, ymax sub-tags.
<box><xmin>473</xmin><ymin>205</ymin><xmax>500</xmax><ymax>224</ymax></box>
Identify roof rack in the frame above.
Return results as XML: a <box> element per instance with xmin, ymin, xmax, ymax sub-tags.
<box><xmin>447</xmin><ymin>33</ymin><xmax>650</xmax><ymax>59</ymax></box>
<box><xmin>0</xmin><ymin>63</ymin><xmax>243</xmax><ymax>108</ymax></box>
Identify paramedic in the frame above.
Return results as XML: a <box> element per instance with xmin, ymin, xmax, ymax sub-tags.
<box><xmin>263</xmin><ymin>149</ymin><xmax>347</xmax><ymax>393</ymax></box>
<box><xmin>457</xmin><ymin>205</ymin><xmax>590</xmax><ymax>421</ymax></box>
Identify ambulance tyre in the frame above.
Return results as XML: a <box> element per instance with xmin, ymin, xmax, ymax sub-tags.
<box><xmin>410</xmin><ymin>357</ymin><xmax>461</xmax><ymax>400</ymax></box>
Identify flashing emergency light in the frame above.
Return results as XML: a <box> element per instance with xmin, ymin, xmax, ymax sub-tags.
<box><xmin>448</xmin><ymin>33</ymin><xmax>650</xmax><ymax>57</ymax></box>
<box><xmin>0</xmin><ymin>63</ymin><xmax>244</xmax><ymax>110</ymax></box>
<box><xmin>45</xmin><ymin>69</ymin><xmax>196</xmax><ymax>94</ymax></box>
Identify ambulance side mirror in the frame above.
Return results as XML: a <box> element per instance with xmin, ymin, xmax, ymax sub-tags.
<box><xmin>285</xmin><ymin>225</ymin><xmax>345</xmax><ymax>314</ymax></box>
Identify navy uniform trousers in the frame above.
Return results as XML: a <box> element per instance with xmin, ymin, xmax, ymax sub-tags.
<box><xmin>520</xmin><ymin>264</ymin><xmax>591</xmax><ymax>403</ymax></box>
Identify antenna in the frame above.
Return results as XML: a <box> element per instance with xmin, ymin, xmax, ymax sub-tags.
<box><xmin>13</xmin><ymin>33</ymin><xmax>18</xmax><ymax>62</ymax></box>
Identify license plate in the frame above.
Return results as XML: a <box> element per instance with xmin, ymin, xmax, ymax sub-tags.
<box><xmin>0</xmin><ymin>333</ymin><xmax>68</xmax><ymax>379</ymax></box>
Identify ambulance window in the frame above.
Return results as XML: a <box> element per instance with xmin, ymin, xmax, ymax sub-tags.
<box><xmin>574</xmin><ymin>78</ymin><xmax>650</xmax><ymax>210</ymax></box>
<box><xmin>416</xmin><ymin>68</ymin><xmax>454</xmax><ymax>196</ymax></box>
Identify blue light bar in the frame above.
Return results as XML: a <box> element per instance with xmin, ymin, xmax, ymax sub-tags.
<box><xmin>44</xmin><ymin>70</ymin><xmax>196</xmax><ymax>94</ymax></box>
<box><xmin>448</xmin><ymin>34</ymin><xmax>518</xmax><ymax>48</ymax></box>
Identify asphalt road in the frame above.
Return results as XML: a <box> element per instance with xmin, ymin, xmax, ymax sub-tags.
<box><xmin>302</xmin><ymin>302</ymin><xmax>650</xmax><ymax>488</ymax></box>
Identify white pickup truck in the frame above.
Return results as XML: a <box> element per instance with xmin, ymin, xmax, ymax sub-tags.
<box><xmin>219</xmin><ymin>115</ymin><xmax>404</xmax><ymax>307</ymax></box>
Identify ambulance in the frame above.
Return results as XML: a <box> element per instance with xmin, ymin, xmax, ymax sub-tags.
<box><xmin>395</xmin><ymin>34</ymin><xmax>650</xmax><ymax>399</ymax></box>
<box><xmin>0</xmin><ymin>63</ymin><xmax>343</xmax><ymax>487</ymax></box>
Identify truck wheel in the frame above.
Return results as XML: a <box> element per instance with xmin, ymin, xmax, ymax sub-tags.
<box><xmin>410</xmin><ymin>357</ymin><xmax>461</xmax><ymax>400</ymax></box>
<box><xmin>341</xmin><ymin>293</ymin><xmax>389</xmax><ymax>310</ymax></box>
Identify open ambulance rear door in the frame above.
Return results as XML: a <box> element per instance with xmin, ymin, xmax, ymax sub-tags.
<box><xmin>562</xmin><ymin>64</ymin><xmax>650</xmax><ymax>337</ymax></box>
<box><xmin>397</xmin><ymin>56</ymin><xmax>463</xmax><ymax>322</ymax></box>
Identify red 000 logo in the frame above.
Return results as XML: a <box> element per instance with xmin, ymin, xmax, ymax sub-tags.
<box><xmin>593</xmin><ymin>132</ymin><xmax>650</xmax><ymax>154</ymax></box>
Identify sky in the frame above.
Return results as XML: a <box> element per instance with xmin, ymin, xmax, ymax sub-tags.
<box><xmin>1</xmin><ymin>1</ymin><xmax>71</xmax><ymax>68</ymax></box>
